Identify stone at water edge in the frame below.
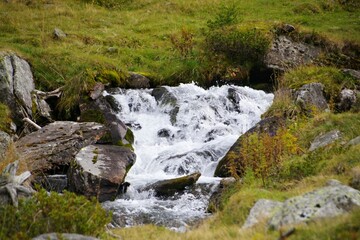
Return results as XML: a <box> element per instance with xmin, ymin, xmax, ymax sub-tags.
<box><xmin>208</xmin><ymin>177</ymin><xmax>237</xmax><ymax>213</ymax></box>
<box><xmin>127</xmin><ymin>72</ymin><xmax>151</xmax><ymax>89</ymax></box>
<box><xmin>144</xmin><ymin>172</ymin><xmax>201</xmax><ymax>197</ymax></box>
<box><xmin>15</xmin><ymin>121</ymin><xmax>109</xmax><ymax>177</ymax></box>
<box><xmin>309</xmin><ymin>130</ymin><xmax>341</xmax><ymax>152</ymax></box>
<box><xmin>68</xmin><ymin>144</ymin><xmax>136</xmax><ymax>202</ymax></box>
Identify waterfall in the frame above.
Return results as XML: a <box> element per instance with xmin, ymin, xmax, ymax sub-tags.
<box><xmin>102</xmin><ymin>83</ymin><xmax>273</xmax><ymax>231</ymax></box>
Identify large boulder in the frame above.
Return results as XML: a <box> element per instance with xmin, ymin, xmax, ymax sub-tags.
<box><xmin>0</xmin><ymin>53</ymin><xmax>35</xmax><ymax>130</ymax></box>
<box><xmin>15</xmin><ymin>121</ymin><xmax>108</xmax><ymax>176</ymax></box>
<box><xmin>0</xmin><ymin>130</ymin><xmax>11</xmax><ymax>161</ymax></box>
<box><xmin>268</xmin><ymin>181</ymin><xmax>360</xmax><ymax>229</ymax></box>
<box><xmin>144</xmin><ymin>172</ymin><xmax>201</xmax><ymax>197</ymax></box>
<box><xmin>68</xmin><ymin>144</ymin><xmax>136</xmax><ymax>202</ymax></box>
<box><xmin>309</xmin><ymin>130</ymin><xmax>341</xmax><ymax>152</ymax></box>
<box><xmin>294</xmin><ymin>83</ymin><xmax>329</xmax><ymax>114</ymax></box>
<box><xmin>265</xmin><ymin>35</ymin><xmax>321</xmax><ymax>71</ymax></box>
<box><xmin>214</xmin><ymin>116</ymin><xmax>285</xmax><ymax>177</ymax></box>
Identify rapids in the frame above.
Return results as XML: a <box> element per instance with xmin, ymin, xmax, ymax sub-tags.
<box><xmin>102</xmin><ymin>83</ymin><xmax>273</xmax><ymax>231</ymax></box>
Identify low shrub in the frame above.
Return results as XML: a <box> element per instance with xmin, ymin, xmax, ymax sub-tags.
<box><xmin>0</xmin><ymin>189</ymin><xmax>111</xmax><ymax>240</ymax></box>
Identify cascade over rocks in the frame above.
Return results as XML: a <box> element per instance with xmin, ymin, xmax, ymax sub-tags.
<box><xmin>214</xmin><ymin>116</ymin><xmax>285</xmax><ymax>177</ymax></box>
<box><xmin>143</xmin><ymin>172</ymin><xmax>201</xmax><ymax>197</ymax></box>
<box><xmin>68</xmin><ymin>144</ymin><xmax>136</xmax><ymax>202</ymax></box>
<box><xmin>15</xmin><ymin>121</ymin><xmax>108</xmax><ymax>177</ymax></box>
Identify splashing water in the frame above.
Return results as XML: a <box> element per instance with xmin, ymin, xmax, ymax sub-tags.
<box><xmin>102</xmin><ymin>83</ymin><xmax>273</xmax><ymax>231</ymax></box>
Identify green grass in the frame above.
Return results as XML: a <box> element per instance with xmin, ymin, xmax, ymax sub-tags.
<box><xmin>0</xmin><ymin>0</ymin><xmax>359</xmax><ymax>92</ymax></box>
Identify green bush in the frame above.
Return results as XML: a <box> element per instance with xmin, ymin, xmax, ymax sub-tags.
<box><xmin>207</xmin><ymin>3</ymin><xmax>239</xmax><ymax>29</ymax></box>
<box><xmin>0</xmin><ymin>190</ymin><xmax>111</xmax><ymax>240</ymax></box>
<box><xmin>205</xmin><ymin>27</ymin><xmax>271</xmax><ymax>68</ymax></box>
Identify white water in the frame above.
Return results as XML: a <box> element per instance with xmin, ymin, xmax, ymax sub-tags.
<box><xmin>102</xmin><ymin>83</ymin><xmax>273</xmax><ymax>231</ymax></box>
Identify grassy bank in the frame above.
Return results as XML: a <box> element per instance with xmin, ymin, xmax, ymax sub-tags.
<box><xmin>0</xmin><ymin>0</ymin><xmax>359</xmax><ymax>91</ymax></box>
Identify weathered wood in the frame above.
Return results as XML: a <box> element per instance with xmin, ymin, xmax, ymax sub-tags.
<box><xmin>33</xmin><ymin>87</ymin><xmax>63</xmax><ymax>99</ymax></box>
<box><xmin>23</xmin><ymin>117</ymin><xmax>42</xmax><ymax>130</ymax></box>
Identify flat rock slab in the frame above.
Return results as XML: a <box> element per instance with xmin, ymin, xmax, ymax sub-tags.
<box><xmin>15</xmin><ymin>121</ymin><xmax>108</xmax><ymax>175</ymax></box>
<box><xmin>268</xmin><ymin>183</ymin><xmax>360</xmax><ymax>229</ymax></box>
<box><xmin>33</xmin><ymin>233</ymin><xmax>98</xmax><ymax>240</ymax></box>
<box><xmin>68</xmin><ymin>144</ymin><xmax>136</xmax><ymax>202</ymax></box>
<box><xmin>309</xmin><ymin>130</ymin><xmax>341</xmax><ymax>151</ymax></box>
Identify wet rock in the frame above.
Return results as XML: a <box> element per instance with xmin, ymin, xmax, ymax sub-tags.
<box><xmin>127</xmin><ymin>72</ymin><xmax>150</xmax><ymax>89</ymax></box>
<box><xmin>157</xmin><ymin>128</ymin><xmax>172</xmax><ymax>138</ymax></box>
<box><xmin>33</xmin><ymin>233</ymin><xmax>99</xmax><ymax>240</ymax></box>
<box><xmin>68</xmin><ymin>144</ymin><xmax>136</xmax><ymax>202</ymax></box>
<box><xmin>0</xmin><ymin>52</ymin><xmax>35</xmax><ymax>131</ymax></box>
<box><xmin>309</xmin><ymin>130</ymin><xmax>341</xmax><ymax>151</ymax></box>
<box><xmin>294</xmin><ymin>83</ymin><xmax>329</xmax><ymax>114</ymax></box>
<box><xmin>53</xmin><ymin>28</ymin><xmax>66</xmax><ymax>39</ymax></box>
<box><xmin>0</xmin><ymin>131</ymin><xmax>11</xmax><ymax>161</ymax></box>
<box><xmin>268</xmin><ymin>182</ymin><xmax>360</xmax><ymax>229</ymax></box>
<box><xmin>215</xmin><ymin>116</ymin><xmax>285</xmax><ymax>177</ymax></box>
<box><xmin>242</xmin><ymin>199</ymin><xmax>283</xmax><ymax>229</ymax></box>
<box><xmin>349</xmin><ymin>167</ymin><xmax>360</xmax><ymax>191</ymax></box>
<box><xmin>144</xmin><ymin>172</ymin><xmax>201</xmax><ymax>197</ymax></box>
<box><xmin>227</xmin><ymin>88</ymin><xmax>241</xmax><ymax>104</ymax></box>
<box><xmin>152</xmin><ymin>87</ymin><xmax>177</xmax><ymax>106</ymax></box>
<box><xmin>265</xmin><ymin>35</ymin><xmax>321</xmax><ymax>71</ymax></box>
<box><xmin>15</xmin><ymin>121</ymin><xmax>108</xmax><ymax>177</ymax></box>
<box><xmin>207</xmin><ymin>177</ymin><xmax>236</xmax><ymax>213</ymax></box>
<box><xmin>337</xmin><ymin>89</ymin><xmax>357</xmax><ymax>112</ymax></box>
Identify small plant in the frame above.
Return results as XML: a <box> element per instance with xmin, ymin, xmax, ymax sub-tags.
<box><xmin>0</xmin><ymin>189</ymin><xmax>111</xmax><ymax>239</ymax></box>
<box><xmin>207</xmin><ymin>3</ymin><xmax>240</xmax><ymax>29</ymax></box>
<box><xmin>231</xmin><ymin>128</ymin><xmax>300</xmax><ymax>186</ymax></box>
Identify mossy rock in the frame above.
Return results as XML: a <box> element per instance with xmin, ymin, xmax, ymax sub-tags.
<box><xmin>79</xmin><ymin>109</ymin><xmax>106</xmax><ymax>124</ymax></box>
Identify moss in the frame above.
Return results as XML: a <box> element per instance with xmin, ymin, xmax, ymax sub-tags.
<box><xmin>124</xmin><ymin>128</ymin><xmax>135</xmax><ymax>144</ymax></box>
<box><xmin>0</xmin><ymin>103</ymin><xmax>11</xmax><ymax>133</ymax></box>
<box><xmin>80</xmin><ymin>109</ymin><xmax>106</xmax><ymax>124</ymax></box>
<box><xmin>95</xmin><ymin>69</ymin><xmax>129</xmax><ymax>88</ymax></box>
<box><xmin>117</xmin><ymin>140</ymin><xmax>134</xmax><ymax>151</ymax></box>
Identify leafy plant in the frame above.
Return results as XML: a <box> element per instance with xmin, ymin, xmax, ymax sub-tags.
<box><xmin>0</xmin><ymin>189</ymin><xmax>111</xmax><ymax>239</ymax></box>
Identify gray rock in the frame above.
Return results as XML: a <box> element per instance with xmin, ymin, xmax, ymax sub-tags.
<box><xmin>53</xmin><ymin>28</ymin><xmax>66</xmax><ymax>39</ymax></box>
<box><xmin>242</xmin><ymin>199</ymin><xmax>283</xmax><ymax>229</ymax></box>
<box><xmin>0</xmin><ymin>53</ymin><xmax>35</xmax><ymax>130</ymax></box>
<box><xmin>265</xmin><ymin>36</ymin><xmax>321</xmax><ymax>71</ymax></box>
<box><xmin>0</xmin><ymin>131</ymin><xmax>11</xmax><ymax>161</ymax></box>
<box><xmin>68</xmin><ymin>144</ymin><xmax>136</xmax><ymax>202</ymax></box>
<box><xmin>268</xmin><ymin>183</ymin><xmax>360</xmax><ymax>229</ymax></box>
<box><xmin>33</xmin><ymin>233</ymin><xmax>99</xmax><ymax>240</ymax></box>
<box><xmin>309</xmin><ymin>130</ymin><xmax>341</xmax><ymax>151</ymax></box>
<box><xmin>208</xmin><ymin>177</ymin><xmax>237</xmax><ymax>213</ymax></box>
<box><xmin>347</xmin><ymin>136</ymin><xmax>360</xmax><ymax>147</ymax></box>
<box><xmin>337</xmin><ymin>89</ymin><xmax>357</xmax><ymax>112</ymax></box>
<box><xmin>89</xmin><ymin>83</ymin><xmax>105</xmax><ymax>100</ymax></box>
<box><xmin>127</xmin><ymin>72</ymin><xmax>150</xmax><ymax>89</ymax></box>
<box><xmin>342</xmin><ymin>69</ymin><xmax>360</xmax><ymax>80</ymax></box>
<box><xmin>32</xmin><ymin>92</ymin><xmax>52</xmax><ymax>122</ymax></box>
<box><xmin>144</xmin><ymin>172</ymin><xmax>201</xmax><ymax>197</ymax></box>
<box><xmin>294</xmin><ymin>83</ymin><xmax>329</xmax><ymax>114</ymax></box>
<box><xmin>15</xmin><ymin>121</ymin><xmax>109</xmax><ymax>176</ymax></box>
